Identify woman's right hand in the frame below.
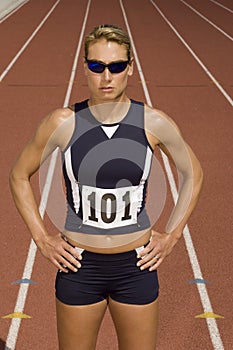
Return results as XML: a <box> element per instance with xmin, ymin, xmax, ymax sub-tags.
<box><xmin>37</xmin><ymin>233</ymin><xmax>82</xmax><ymax>273</ymax></box>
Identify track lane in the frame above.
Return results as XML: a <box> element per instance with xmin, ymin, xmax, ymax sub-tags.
<box><xmin>181</xmin><ymin>0</ymin><xmax>233</xmax><ymax>38</ymax></box>
<box><xmin>0</xmin><ymin>0</ymin><xmax>30</xmax><ymax>24</ymax></box>
<box><xmin>210</xmin><ymin>0</ymin><xmax>233</xmax><ymax>10</ymax></box>
<box><xmin>0</xmin><ymin>0</ymin><xmax>89</xmax><ymax>348</ymax></box>
<box><xmin>0</xmin><ymin>0</ymin><xmax>60</xmax><ymax>77</ymax></box>
<box><xmin>4</xmin><ymin>1</ymin><xmax>91</xmax><ymax>348</ymax></box>
<box><xmin>180</xmin><ymin>0</ymin><xmax>233</xmax><ymax>41</ymax></box>
<box><xmin>153</xmin><ymin>0</ymin><xmax>233</xmax><ymax>98</ymax></box>
<box><xmin>122</xmin><ymin>0</ymin><xmax>232</xmax><ymax>349</ymax></box>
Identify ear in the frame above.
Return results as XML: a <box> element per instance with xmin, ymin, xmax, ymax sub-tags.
<box><xmin>128</xmin><ymin>57</ymin><xmax>134</xmax><ymax>76</ymax></box>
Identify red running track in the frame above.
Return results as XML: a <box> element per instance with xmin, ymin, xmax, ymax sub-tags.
<box><xmin>0</xmin><ymin>0</ymin><xmax>232</xmax><ymax>349</ymax></box>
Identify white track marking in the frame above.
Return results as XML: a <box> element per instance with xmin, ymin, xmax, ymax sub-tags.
<box><xmin>180</xmin><ymin>0</ymin><xmax>233</xmax><ymax>41</ymax></box>
<box><xmin>150</xmin><ymin>0</ymin><xmax>233</xmax><ymax>107</ymax></box>
<box><xmin>120</xmin><ymin>1</ymin><xmax>225</xmax><ymax>349</ymax></box>
<box><xmin>0</xmin><ymin>0</ymin><xmax>30</xmax><ymax>24</ymax></box>
<box><xmin>4</xmin><ymin>1</ymin><xmax>91</xmax><ymax>349</ymax></box>
<box><xmin>0</xmin><ymin>0</ymin><xmax>60</xmax><ymax>82</ymax></box>
<box><xmin>209</xmin><ymin>0</ymin><xmax>233</xmax><ymax>14</ymax></box>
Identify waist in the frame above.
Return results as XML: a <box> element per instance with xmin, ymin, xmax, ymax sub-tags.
<box><xmin>63</xmin><ymin>228</ymin><xmax>151</xmax><ymax>254</ymax></box>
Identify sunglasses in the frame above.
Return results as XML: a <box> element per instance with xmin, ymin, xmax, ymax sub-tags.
<box><xmin>85</xmin><ymin>59</ymin><xmax>130</xmax><ymax>74</ymax></box>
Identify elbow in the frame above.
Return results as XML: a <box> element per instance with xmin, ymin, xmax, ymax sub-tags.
<box><xmin>9</xmin><ymin>167</ymin><xmax>18</xmax><ymax>192</ymax></box>
<box><xmin>9</xmin><ymin>166</ymin><xmax>28</xmax><ymax>192</ymax></box>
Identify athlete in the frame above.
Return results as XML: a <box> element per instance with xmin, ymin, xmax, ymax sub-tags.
<box><xmin>9</xmin><ymin>24</ymin><xmax>203</xmax><ymax>350</ymax></box>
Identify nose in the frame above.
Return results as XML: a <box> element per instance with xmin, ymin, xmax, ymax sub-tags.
<box><xmin>102</xmin><ymin>67</ymin><xmax>112</xmax><ymax>81</ymax></box>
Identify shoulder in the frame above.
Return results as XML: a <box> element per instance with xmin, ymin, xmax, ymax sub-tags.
<box><xmin>32</xmin><ymin>107</ymin><xmax>75</xmax><ymax>152</ymax></box>
<box><xmin>42</xmin><ymin>107</ymin><xmax>74</xmax><ymax>130</ymax></box>
<box><xmin>144</xmin><ymin>104</ymin><xmax>182</xmax><ymax>145</ymax></box>
<box><xmin>145</xmin><ymin>105</ymin><xmax>180</xmax><ymax>132</ymax></box>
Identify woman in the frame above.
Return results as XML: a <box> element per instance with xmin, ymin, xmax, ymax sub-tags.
<box><xmin>10</xmin><ymin>24</ymin><xmax>203</xmax><ymax>350</ymax></box>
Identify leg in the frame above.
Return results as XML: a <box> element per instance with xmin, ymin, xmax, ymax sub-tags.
<box><xmin>56</xmin><ymin>298</ymin><xmax>108</xmax><ymax>350</ymax></box>
<box><xmin>109</xmin><ymin>298</ymin><xmax>159</xmax><ymax>350</ymax></box>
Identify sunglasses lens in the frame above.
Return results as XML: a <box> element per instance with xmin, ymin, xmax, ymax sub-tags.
<box><xmin>86</xmin><ymin>60</ymin><xmax>129</xmax><ymax>74</ymax></box>
<box><xmin>87</xmin><ymin>61</ymin><xmax>105</xmax><ymax>73</ymax></box>
<box><xmin>108</xmin><ymin>61</ymin><xmax>128</xmax><ymax>73</ymax></box>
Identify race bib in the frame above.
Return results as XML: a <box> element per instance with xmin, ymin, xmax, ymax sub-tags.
<box><xmin>82</xmin><ymin>185</ymin><xmax>143</xmax><ymax>229</ymax></box>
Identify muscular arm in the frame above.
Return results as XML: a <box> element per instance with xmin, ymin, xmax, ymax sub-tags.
<box><xmin>9</xmin><ymin>108</ymin><xmax>81</xmax><ymax>272</ymax></box>
<box><xmin>149</xmin><ymin>109</ymin><xmax>203</xmax><ymax>235</ymax></box>
<box><xmin>138</xmin><ymin>106</ymin><xmax>203</xmax><ymax>270</ymax></box>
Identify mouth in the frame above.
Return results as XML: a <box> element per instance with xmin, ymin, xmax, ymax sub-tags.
<box><xmin>100</xmin><ymin>87</ymin><xmax>114</xmax><ymax>93</ymax></box>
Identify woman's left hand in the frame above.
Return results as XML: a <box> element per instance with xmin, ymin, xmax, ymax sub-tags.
<box><xmin>136</xmin><ymin>230</ymin><xmax>180</xmax><ymax>271</ymax></box>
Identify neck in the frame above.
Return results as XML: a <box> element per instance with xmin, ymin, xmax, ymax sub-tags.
<box><xmin>88</xmin><ymin>98</ymin><xmax>131</xmax><ymax>124</ymax></box>
<box><xmin>88</xmin><ymin>93</ymin><xmax>130</xmax><ymax>106</ymax></box>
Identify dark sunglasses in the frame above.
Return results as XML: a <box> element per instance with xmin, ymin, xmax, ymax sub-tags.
<box><xmin>85</xmin><ymin>59</ymin><xmax>130</xmax><ymax>74</ymax></box>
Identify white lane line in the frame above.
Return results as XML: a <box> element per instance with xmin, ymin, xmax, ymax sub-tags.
<box><xmin>0</xmin><ymin>0</ymin><xmax>60</xmax><ymax>82</ymax></box>
<box><xmin>209</xmin><ymin>0</ymin><xmax>233</xmax><ymax>14</ymax></box>
<box><xmin>4</xmin><ymin>1</ymin><xmax>91</xmax><ymax>349</ymax></box>
<box><xmin>180</xmin><ymin>0</ymin><xmax>233</xmax><ymax>42</ymax></box>
<box><xmin>0</xmin><ymin>0</ymin><xmax>30</xmax><ymax>23</ymax></box>
<box><xmin>120</xmin><ymin>1</ymin><xmax>225</xmax><ymax>349</ymax></box>
<box><xmin>150</xmin><ymin>0</ymin><xmax>233</xmax><ymax>107</ymax></box>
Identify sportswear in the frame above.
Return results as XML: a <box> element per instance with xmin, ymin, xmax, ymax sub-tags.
<box><xmin>62</xmin><ymin>99</ymin><xmax>153</xmax><ymax>234</ymax></box>
<box><xmin>55</xmin><ymin>244</ymin><xmax>159</xmax><ymax>305</ymax></box>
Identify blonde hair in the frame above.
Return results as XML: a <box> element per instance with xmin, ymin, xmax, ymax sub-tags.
<box><xmin>84</xmin><ymin>24</ymin><xmax>132</xmax><ymax>60</ymax></box>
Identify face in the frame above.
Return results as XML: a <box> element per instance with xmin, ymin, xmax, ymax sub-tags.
<box><xmin>84</xmin><ymin>39</ymin><xmax>133</xmax><ymax>104</ymax></box>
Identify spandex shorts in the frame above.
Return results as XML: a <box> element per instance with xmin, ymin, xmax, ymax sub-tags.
<box><xmin>55</xmin><ymin>245</ymin><xmax>159</xmax><ymax>306</ymax></box>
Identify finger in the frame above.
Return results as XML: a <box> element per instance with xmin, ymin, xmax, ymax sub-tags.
<box><xmin>136</xmin><ymin>244</ymin><xmax>154</xmax><ymax>259</ymax></box>
<box><xmin>62</xmin><ymin>250</ymin><xmax>81</xmax><ymax>269</ymax></box>
<box><xmin>63</xmin><ymin>241</ymin><xmax>83</xmax><ymax>260</ymax></box>
<box><xmin>149</xmin><ymin>257</ymin><xmax>162</xmax><ymax>271</ymax></box>
<box><xmin>58</xmin><ymin>255</ymin><xmax>79</xmax><ymax>273</ymax></box>
<box><xmin>136</xmin><ymin>248</ymin><xmax>158</xmax><ymax>266</ymax></box>
<box><xmin>138</xmin><ymin>254</ymin><xmax>161</xmax><ymax>270</ymax></box>
<box><xmin>52</xmin><ymin>258</ymin><xmax>69</xmax><ymax>273</ymax></box>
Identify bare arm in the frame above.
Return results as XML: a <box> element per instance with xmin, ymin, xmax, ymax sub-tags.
<box><xmin>9</xmin><ymin>107</ymin><xmax>81</xmax><ymax>272</ymax></box>
<box><xmin>137</xmin><ymin>106</ymin><xmax>203</xmax><ymax>270</ymax></box>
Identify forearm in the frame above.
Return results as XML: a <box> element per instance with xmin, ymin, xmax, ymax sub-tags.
<box><xmin>9</xmin><ymin>173</ymin><xmax>49</xmax><ymax>244</ymax></box>
<box><xmin>165</xmin><ymin>168</ymin><xmax>203</xmax><ymax>238</ymax></box>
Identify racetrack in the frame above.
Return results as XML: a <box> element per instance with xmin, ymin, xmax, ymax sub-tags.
<box><xmin>0</xmin><ymin>0</ymin><xmax>232</xmax><ymax>349</ymax></box>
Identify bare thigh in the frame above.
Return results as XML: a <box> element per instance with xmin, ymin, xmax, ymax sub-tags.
<box><xmin>109</xmin><ymin>297</ymin><xmax>159</xmax><ymax>350</ymax></box>
<box><xmin>56</xmin><ymin>298</ymin><xmax>108</xmax><ymax>350</ymax></box>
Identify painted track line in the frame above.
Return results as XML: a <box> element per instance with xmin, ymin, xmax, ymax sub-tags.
<box><xmin>4</xmin><ymin>1</ymin><xmax>91</xmax><ymax>349</ymax></box>
<box><xmin>150</xmin><ymin>0</ymin><xmax>233</xmax><ymax>108</ymax></box>
<box><xmin>0</xmin><ymin>0</ymin><xmax>30</xmax><ymax>23</ymax></box>
<box><xmin>120</xmin><ymin>0</ymin><xmax>225</xmax><ymax>349</ymax></box>
<box><xmin>0</xmin><ymin>0</ymin><xmax>60</xmax><ymax>82</ymax></box>
<box><xmin>180</xmin><ymin>0</ymin><xmax>233</xmax><ymax>42</ymax></box>
<box><xmin>209</xmin><ymin>0</ymin><xmax>233</xmax><ymax>14</ymax></box>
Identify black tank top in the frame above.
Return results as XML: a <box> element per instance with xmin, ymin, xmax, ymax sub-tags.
<box><xmin>62</xmin><ymin>99</ymin><xmax>153</xmax><ymax>234</ymax></box>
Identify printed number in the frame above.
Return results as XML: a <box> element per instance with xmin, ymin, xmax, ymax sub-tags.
<box><xmin>87</xmin><ymin>192</ymin><xmax>98</xmax><ymax>222</ymax></box>
<box><xmin>122</xmin><ymin>191</ymin><xmax>132</xmax><ymax>221</ymax></box>
<box><xmin>87</xmin><ymin>191</ymin><xmax>131</xmax><ymax>224</ymax></box>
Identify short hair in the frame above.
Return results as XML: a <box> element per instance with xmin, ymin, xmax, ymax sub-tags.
<box><xmin>84</xmin><ymin>24</ymin><xmax>132</xmax><ymax>60</ymax></box>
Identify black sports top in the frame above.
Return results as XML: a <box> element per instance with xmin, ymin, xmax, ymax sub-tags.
<box><xmin>62</xmin><ymin>99</ymin><xmax>153</xmax><ymax>234</ymax></box>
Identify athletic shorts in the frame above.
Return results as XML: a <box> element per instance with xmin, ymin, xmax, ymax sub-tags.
<box><xmin>55</xmin><ymin>245</ymin><xmax>159</xmax><ymax>306</ymax></box>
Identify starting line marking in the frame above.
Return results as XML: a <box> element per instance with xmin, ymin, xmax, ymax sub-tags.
<box><xmin>195</xmin><ymin>312</ymin><xmax>224</xmax><ymax>319</ymax></box>
<box><xmin>2</xmin><ymin>313</ymin><xmax>31</xmax><ymax>319</ymax></box>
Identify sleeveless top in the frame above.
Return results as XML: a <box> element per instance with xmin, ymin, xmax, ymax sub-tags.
<box><xmin>62</xmin><ymin>99</ymin><xmax>153</xmax><ymax>235</ymax></box>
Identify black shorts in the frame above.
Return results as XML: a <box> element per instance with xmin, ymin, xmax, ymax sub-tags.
<box><xmin>55</xmin><ymin>246</ymin><xmax>159</xmax><ymax>306</ymax></box>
